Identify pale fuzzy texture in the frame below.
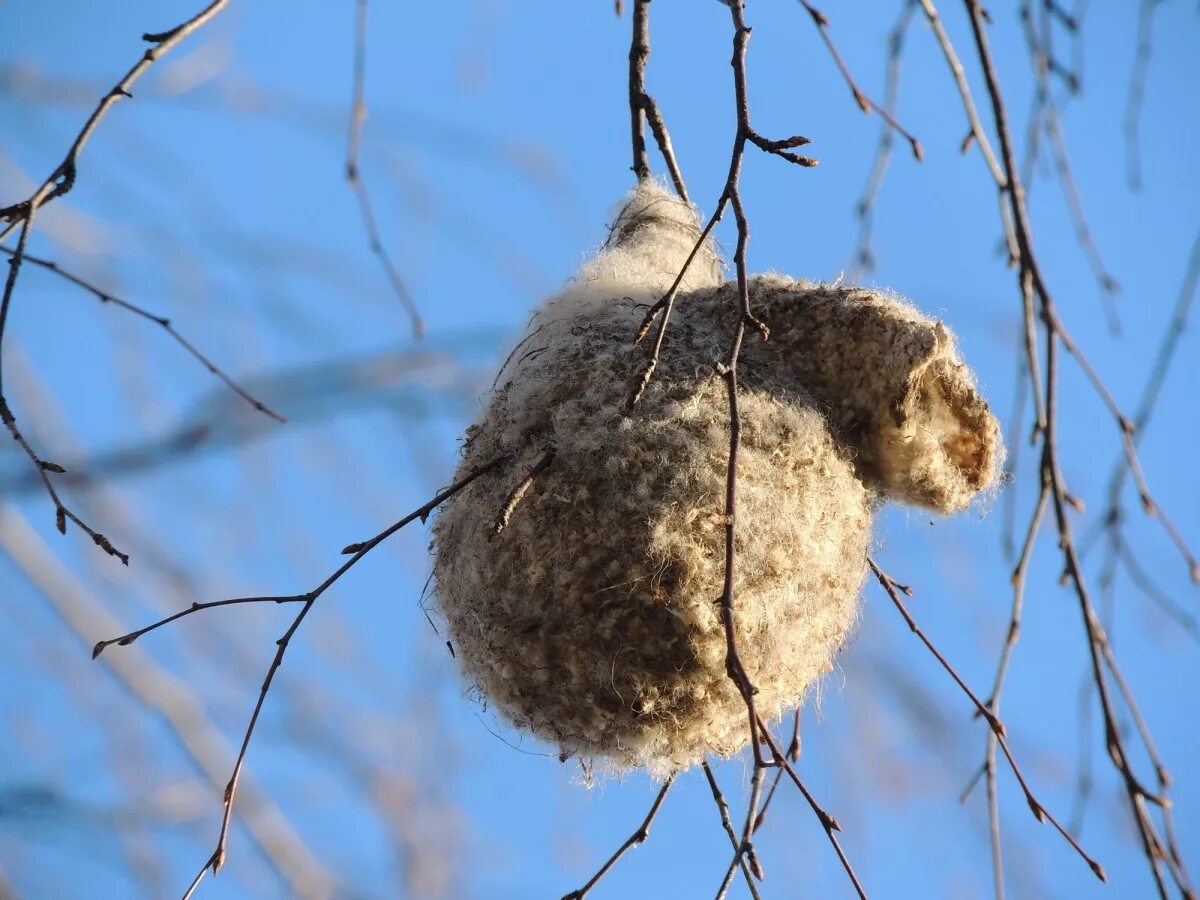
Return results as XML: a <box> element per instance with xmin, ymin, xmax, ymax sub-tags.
<box><xmin>741</xmin><ymin>275</ymin><xmax>1004</xmax><ymax>514</ymax></box>
<box><xmin>432</xmin><ymin>181</ymin><xmax>1002</xmax><ymax>773</ymax></box>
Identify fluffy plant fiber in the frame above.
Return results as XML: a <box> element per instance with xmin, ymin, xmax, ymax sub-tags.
<box><xmin>432</xmin><ymin>181</ymin><xmax>1002</xmax><ymax>773</ymax></box>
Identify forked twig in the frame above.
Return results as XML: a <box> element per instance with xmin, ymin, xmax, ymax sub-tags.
<box><xmin>715</xmin><ymin>765</ymin><xmax>768</xmax><ymax>900</ymax></box>
<box><xmin>870</xmin><ymin>558</ymin><xmax>1106</xmax><ymax>882</ymax></box>
<box><xmin>796</xmin><ymin>1</ymin><xmax>923</xmax><ymax>161</ymax></box>
<box><xmin>0</xmin><ymin>0</ymin><xmax>232</xmax><ymax>563</ymax></box>
<box><xmin>629</xmin><ymin>0</ymin><xmax>690</xmax><ymax>202</ymax></box>
<box><xmin>632</xmin><ymin>0</ymin><xmax>819</xmax><ymax>768</ymax></box>
<box><xmin>753</xmin><ymin>708</ymin><xmax>800</xmax><ymax>834</ymax></box>
<box><xmin>702</xmin><ymin>761</ymin><xmax>763</xmax><ymax>900</ymax></box>
<box><xmin>92</xmin><ymin>596</ymin><xmax>306</xmax><ymax>659</ymax></box>
<box><xmin>758</xmin><ymin>720</ymin><xmax>868</xmax><ymax>900</ymax></box>
<box><xmin>956</xmin><ymin>4</ymin><xmax>1191</xmax><ymax>892</ymax></box>
<box><xmin>100</xmin><ymin>455</ymin><xmax>509</xmax><ymax>894</ymax></box>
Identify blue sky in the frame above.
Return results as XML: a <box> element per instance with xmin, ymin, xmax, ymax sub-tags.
<box><xmin>1</xmin><ymin>1</ymin><xmax>1197</xmax><ymax>898</ymax></box>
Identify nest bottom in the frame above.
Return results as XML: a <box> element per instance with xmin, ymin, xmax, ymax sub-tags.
<box><xmin>434</xmin><ymin>381</ymin><xmax>873</xmax><ymax>774</ymax></box>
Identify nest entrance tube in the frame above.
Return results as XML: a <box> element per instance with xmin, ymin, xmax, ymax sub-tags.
<box><xmin>910</xmin><ymin>353</ymin><xmax>1000</xmax><ymax>495</ymax></box>
<box><xmin>432</xmin><ymin>182</ymin><xmax>1003</xmax><ymax>774</ymax></box>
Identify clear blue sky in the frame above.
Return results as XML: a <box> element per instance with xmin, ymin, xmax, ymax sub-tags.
<box><xmin>1</xmin><ymin>1</ymin><xmax>1197</xmax><ymax>898</ymax></box>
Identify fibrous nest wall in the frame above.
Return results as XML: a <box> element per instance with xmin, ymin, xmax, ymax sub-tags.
<box><xmin>432</xmin><ymin>181</ymin><xmax>1002</xmax><ymax>773</ymax></box>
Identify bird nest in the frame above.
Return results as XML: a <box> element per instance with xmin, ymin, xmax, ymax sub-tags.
<box><xmin>432</xmin><ymin>182</ymin><xmax>1002</xmax><ymax>774</ymax></box>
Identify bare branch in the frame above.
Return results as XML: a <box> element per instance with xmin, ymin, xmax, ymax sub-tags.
<box><xmin>1089</xmin><ymin>230</ymin><xmax>1200</xmax><ymax>584</ymax></box>
<box><xmin>795</xmin><ymin>1</ymin><xmax>923</xmax><ymax>161</ymax></box>
<box><xmin>915</xmin><ymin>0</ymin><xmax>1005</xmax><ymax>184</ymax></box>
<box><xmin>346</xmin><ymin>0</ymin><xmax>424</xmax><ymax>338</ymax></box>
<box><xmin>0</xmin><ymin>0</ymin><xmax>232</xmax><ymax>235</ymax></box>
<box><xmin>493</xmin><ymin>447</ymin><xmax>556</xmax><ymax>534</ymax></box>
<box><xmin>851</xmin><ymin>0</ymin><xmax>917</xmax><ymax>277</ymax></box>
<box><xmin>752</xmin><ymin>708</ymin><xmax>800</xmax><ymax>834</ymax></box>
<box><xmin>91</xmin><ymin>596</ymin><xmax>306</xmax><ymax>659</ymax></box>
<box><xmin>629</xmin><ymin>0</ymin><xmax>690</xmax><ymax>202</ymax></box>
<box><xmin>560</xmin><ymin>776</ymin><xmax>675</xmax><ymax>900</ymax></box>
<box><xmin>1124</xmin><ymin>0</ymin><xmax>1159</xmax><ymax>190</ymax></box>
<box><xmin>960</xmin><ymin>2</ymin><xmax>1191</xmax><ymax>891</ymax></box>
<box><xmin>702</xmin><ymin>762</ymin><xmax>763</xmax><ymax>899</ymax></box>
<box><xmin>0</xmin><ymin>0</ymin><xmax>232</xmax><ymax>561</ymax></box>
<box><xmin>0</xmin><ymin>246</ymin><xmax>286</xmax><ymax>422</ymax></box>
<box><xmin>635</xmin><ymin>1</ymin><xmax>827</xmax><ymax>775</ymax></box>
<box><xmin>715</xmin><ymin>765</ymin><xmax>767</xmax><ymax>900</ymax></box>
<box><xmin>1019</xmin><ymin>5</ymin><xmax>1121</xmax><ymax>330</ymax></box>
<box><xmin>99</xmin><ymin>454</ymin><xmax>509</xmax><ymax>888</ymax></box>
<box><xmin>758</xmin><ymin>721</ymin><xmax>868</xmax><ymax>900</ymax></box>
<box><xmin>871</xmin><ymin>558</ymin><xmax>1106</xmax><ymax>881</ymax></box>
<box><xmin>0</xmin><ymin>503</ymin><xmax>331</xmax><ymax>897</ymax></box>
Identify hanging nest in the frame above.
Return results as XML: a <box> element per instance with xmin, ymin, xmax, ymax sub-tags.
<box><xmin>432</xmin><ymin>182</ymin><xmax>1002</xmax><ymax>774</ymax></box>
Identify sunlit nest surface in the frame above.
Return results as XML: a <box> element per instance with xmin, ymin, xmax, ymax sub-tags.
<box><xmin>433</xmin><ymin>182</ymin><xmax>1002</xmax><ymax>774</ymax></box>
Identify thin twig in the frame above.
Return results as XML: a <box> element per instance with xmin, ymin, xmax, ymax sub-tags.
<box><xmin>1019</xmin><ymin>5</ymin><xmax>1120</xmax><ymax>331</ymax></box>
<box><xmin>632</xmin><ymin>0</ymin><xmax>821</xmax><ymax>764</ymax></box>
<box><xmin>627</xmin><ymin>3</ymin><xmax>816</xmax><ymax>368</ymax></box>
<box><xmin>715</xmin><ymin>765</ymin><xmax>767</xmax><ymax>900</ymax></box>
<box><xmin>1095</xmin><ymin>618</ymin><xmax>1195</xmax><ymax>894</ymax></box>
<box><xmin>702</xmin><ymin>762</ymin><xmax>763</xmax><ymax>900</ymax></box>
<box><xmin>916</xmin><ymin>0</ymin><xmax>1026</xmax><ymax>360</ymax></box>
<box><xmin>961</xmin><ymin>2</ymin><xmax>1191</xmax><ymax>892</ymax></box>
<box><xmin>0</xmin><ymin>0</ymin><xmax>232</xmax><ymax>562</ymax></box>
<box><xmin>1093</xmin><ymin>230</ymin><xmax>1200</xmax><ymax>584</ymax></box>
<box><xmin>346</xmin><ymin>0</ymin><xmax>423</xmax><ymax>338</ymax></box>
<box><xmin>0</xmin><ymin>208</ymin><xmax>127</xmax><ymax>563</ymax></box>
<box><xmin>1044</xmin><ymin>110</ymin><xmax>1120</xmax><ymax>326</ymax></box>
<box><xmin>1016</xmin><ymin>308</ymin><xmax>1190</xmax><ymax>567</ymax></box>
<box><xmin>627</xmin><ymin>210</ymin><xmax>722</xmax><ymax>408</ymax></box>
<box><xmin>100</xmin><ymin>455</ymin><xmax>509</xmax><ymax>890</ymax></box>
<box><xmin>0</xmin><ymin>503</ymin><xmax>332</xmax><ymax>898</ymax></box>
<box><xmin>915</xmin><ymin>0</ymin><xmax>1005</xmax><ymax>178</ymax></box>
<box><xmin>561</xmin><ymin>776</ymin><xmax>675</xmax><ymax>900</ymax></box>
<box><xmin>1115</xmin><ymin>541</ymin><xmax>1200</xmax><ymax>646</ymax></box>
<box><xmin>0</xmin><ymin>1</ymin><xmax>232</xmax><ymax>235</ymax></box>
<box><xmin>716</xmin><ymin>3</ymin><xmax>763</xmax><ymax>768</ymax></box>
<box><xmin>870</xmin><ymin>558</ymin><xmax>1105</xmax><ymax>881</ymax></box>
<box><xmin>1</xmin><ymin>246</ymin><xmax>285</xmax><ymax>422</ymax></box>
<box><xmin>629</xmin><ymin>0</ymin><xmax>689</xmax><ymax>202</ymax></box>
<box><xmin>91</xmin><ymin>596</ymin><xmax>307</xmax><ymax>658</ymax></box>
<box><xmin>796</xmin><ymin>1</ymin><xmax>923</xmax><ymax>161</ymax></box>
<box><xmin>986</xmin><ymin>481</ymin><xmax>1050</xmax><ymax>710</ymax></box>
<box><xmin>753</xmin><ymin>708</ymin><xmax>800</xmax><ymax>834</ymax></box>
<box><xmin>635</xmin><ymin>9</ymin><xmax>867</xmax><ymax>896</ymax></box>
<box><xmin>1128</xmin><ymin>229</ymin><xmax>1200</xmax><ymax>439</ymax></box>
<box><xmin>493</xmin><ymin>447</ymin><xmax>556</xmax><ymax>534</ymax></box>
<box><xmin>713</xmin><ymin>0</ymin><xmax>803</xmax><ymax>770</ymax></box>
<box><xmin>758</xmin><ymin>721</ymin><xmax>868</xmax><ymax>900</ymax></box>
<box><xmin>1001</xmin><ymin>358</ymin><xmax>1030</xmax><ymax>561</ymax></box>
<box><xmin>1124</xmin><ymin>0</ymin><xmax>1159</xmax><ymax>190</ymax></box>
<box><xmin>851</xmin><ymin>0</ymin><xmax>917</xmax><ymax>277</ymax></box>
<box><xmin>977</xmin><ymin>479</ymin><xmax>1048</xmax><ymax>900</ymax></box>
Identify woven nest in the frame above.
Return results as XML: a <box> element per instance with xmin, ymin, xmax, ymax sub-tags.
<box><xmin>432</xmin><ymin>182</ymin><xmax>1002</xmax><ymax>774</ymax></box>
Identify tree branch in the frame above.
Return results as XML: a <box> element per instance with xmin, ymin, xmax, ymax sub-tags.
<box><xmin>346</xmin><ymin>0</ymin><xmax>424</xmax><ymax>338</ymax></box>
